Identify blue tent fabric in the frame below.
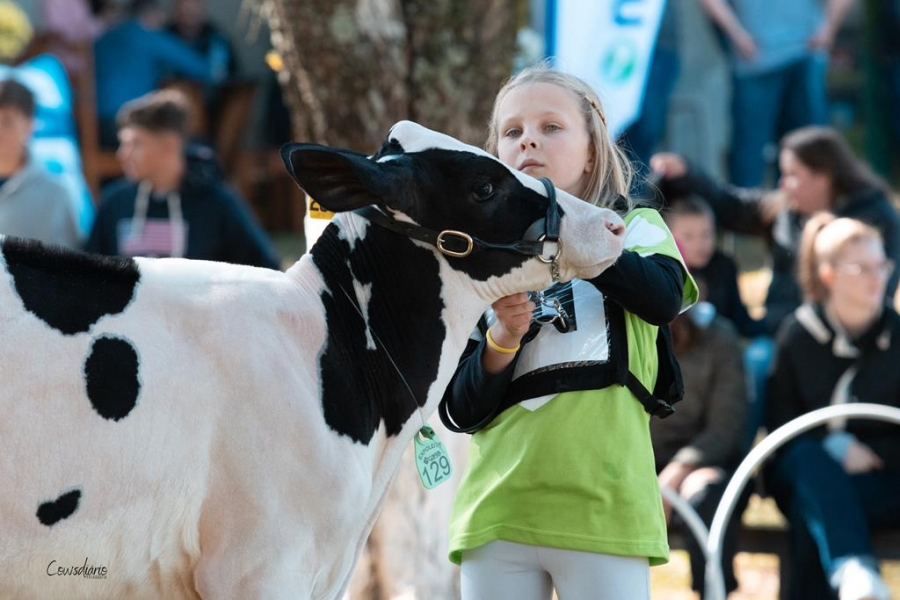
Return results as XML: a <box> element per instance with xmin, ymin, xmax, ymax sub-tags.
<box><xmin>0</xmin><ymin>54</ymin><xmax>95</xmax><ymax>236</ymax></box>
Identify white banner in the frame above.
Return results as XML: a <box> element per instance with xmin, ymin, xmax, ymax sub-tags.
<box><xmin>546</xmin><ymin>0</ymin><xmax>667</xmax><ymax>137</ymax></box>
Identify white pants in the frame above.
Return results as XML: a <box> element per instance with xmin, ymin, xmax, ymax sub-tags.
<box><xmin>460</xmin><ymin>540</ymin><xmax>650</xmax><ymax>600</ymax></box>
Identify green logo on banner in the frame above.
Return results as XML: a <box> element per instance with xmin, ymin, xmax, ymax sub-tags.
<box><xmin>601</xmin><ymin>39</ymin><xmax>638</xmax><ymax>84</ymax></box>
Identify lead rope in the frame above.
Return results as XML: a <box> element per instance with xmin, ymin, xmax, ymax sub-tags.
<box><xmin>336</xmin><ymin>284</ymin><xmax>427</xmax><ymax>432</ymax></box>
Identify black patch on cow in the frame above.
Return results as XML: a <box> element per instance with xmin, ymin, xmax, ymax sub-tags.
<box><xmin>311</xmin><ymin>224</ymin><xmax>444</xmax><ymax>444</ymax></box>
<box><xmin>84</xmin><ymin>336</ymin><xmax>140</xmax><ymax>421</ymax></box>
<box><xmin>2</xmin><ymin>237</ymin><xmax>140</xmax><ymax>335</ymax></box>
<box><xmin>36</xmin><ymin>489</ymin><xmax>81</xmax><ymax>527</ymax></box>
<box><xmin>394</xmin><ymin>150</ymin><xmax>556</xmax><ymax>281</ymax></box>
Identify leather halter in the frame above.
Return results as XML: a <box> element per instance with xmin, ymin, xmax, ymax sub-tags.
<box><xmin>355</xmin><ymin>178</ymin><xmax>563</xmax><ymax>280</ymax></box>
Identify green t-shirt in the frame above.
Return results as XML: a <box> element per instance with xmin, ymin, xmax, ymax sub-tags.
<box><xmin>448</xmin><ymin>208</ymin><xmax>698</xmax><ymax>566</ymax></box>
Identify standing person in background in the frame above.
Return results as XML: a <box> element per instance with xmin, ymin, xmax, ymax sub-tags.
<box><xmin>765</xmin><ymin>214</ymin><xmax>900</xmax><ymax>600</ymax></box>
<box><xmin>166</xmin><ymin>0</ymin><xmax>237</xmax><ymax>85</ymax></box>
<box><xmin>440</xmin><ymin>65</ymin><xmax>697</xmax><ymax>600</ymax></box>
<box><xmin>620</xmin><ymin>1</ymin><xmax>680</xmax><ymax>178</ymax></box>
<box><xmin>94</xmin><ymin>0</ymin><xmax>210</xmax><ymax>148</ymax></box>
<box><xmin>698</xmin><ymin>0</ymin><xmax>855</xmax><ymax>187</ymax></box>
<box><xmin>165</xmin><ymin>0</ymin><xmax>238</xmax><ymax>142</ymax></box>
<box><xmin>41</xmin><ymin>0</ymin><xmax>117</xmax><ymax>75</ymax></box>
<box><xmin>86</xmin><ymin>89</ymin><xmax>279</xmax><ymax>269</ymax></box>
<box><xmin>652</xmin><ymin>277</ymin><xmax>749</xmax><ymax>598</ymax></box>
<box><xmin>0</xmin><ymin>78</ymin><xmax>80</xmax><ymax>249</ymax></box>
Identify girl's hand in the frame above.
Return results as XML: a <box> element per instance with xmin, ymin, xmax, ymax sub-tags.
<box><xmin>490</xmin><ymin>293</ymin><xmax>535</xmax><ymax>345</ymax></box>
<box><xmin>649</xmin><ymin>153</ymin><xmax>688</xmax><ymax>180</ymax></box>
<box><xmin>843</xmin><ymin>440</ymin><xmax>884</xmax><ymax>474</ymax></box>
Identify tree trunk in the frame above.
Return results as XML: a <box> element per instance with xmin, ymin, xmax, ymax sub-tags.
<box><xmin>263</xmin><ymin>0</ymin><xmax>522</xmax><ymax>152</ymax></box>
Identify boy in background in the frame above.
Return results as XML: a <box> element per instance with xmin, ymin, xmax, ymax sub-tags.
<box><xmin>86</xmin><ymin>89</ymin><xmax>279</xmax><ymax>269</ymax></box>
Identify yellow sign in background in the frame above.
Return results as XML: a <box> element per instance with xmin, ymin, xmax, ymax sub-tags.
<box><xmin>308</xmin><ymin>196</ymin><xmax>335</xmax><ymax>220</ymax></box>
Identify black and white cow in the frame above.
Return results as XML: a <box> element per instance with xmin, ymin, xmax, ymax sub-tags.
<box><xmin>0</xmin><ymin>121</ymin><xmax>625</xmax><ymax>600</ymax></box>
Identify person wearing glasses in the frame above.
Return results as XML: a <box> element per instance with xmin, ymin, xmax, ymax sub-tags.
<box><xmin>651</xmin><ymin>126</ymin><xmax>900</xmax><ymax>336</ymax></box>
<box><xmin>651</xmin><ymin>126</ymin><xmax>900</xmax><ymax>446</ymax></box>
<box><xmin>764</xmin><ymin>214</ymin><xmax>900</xmax><ymax>600</ymax></box>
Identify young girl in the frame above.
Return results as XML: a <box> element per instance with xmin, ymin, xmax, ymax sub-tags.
<box><xmin>439</xmin><ymin>65</ymin><xmax>698</xmax><ymax>599</ymax></box>
<box><xmin>765</xmin><ymin>215</ymin><xmax>900</xmax><ymax>600</ymax></box>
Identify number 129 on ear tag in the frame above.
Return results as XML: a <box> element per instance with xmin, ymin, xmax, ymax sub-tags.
<box><xmin>414</xmin><ymin>425</ymin><xmax>453</xmax><ymax>489</ymax></box>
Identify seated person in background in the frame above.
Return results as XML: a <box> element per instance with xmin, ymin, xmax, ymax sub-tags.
<box><xmin>85</xmin><ymin>89</ymin><xmax>280</xmax><ymax>269</ymax></box>
<box><xmin>94</xmin><ymin>0</ymin><xmax>210</xmax><ymax>148</ymax></box>
<box><xmin>0</xmin><ymin>78</ymin><xmax>80</xmax><ymax>248</ymax></box>
<box><xmin>664</xmin><ymin>195</ymin><xmax>770</xmax><ymax>445</ymax></box>
<box><xmin>652</xmin><ymin>126</ymin><xmax>900</xmax><ymax>336</ymax></box>
<box><xmin>166</xmin><ymin>0</ymin><xmax>237</xmax><ymax>85</ymax></box>
<box><xmin>765</xmin><ymin>214</ymin><xmax>900</xmax><ymax>600</ymax></box>
<box><xmin>663</xmin><ymin>195</ymin><xmax>766</xmax><ymax>339</ymax></box>
<box><xmin>652</xmin><ymin>278</ymin><xmax>749</xmax><ymax>598</ymax></box>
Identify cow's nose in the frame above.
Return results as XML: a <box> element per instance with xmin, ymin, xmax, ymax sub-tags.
<box><xmin>606</xmin><ymin>218</ymin><xmax>625</xmax><ymax>237</ymax></box>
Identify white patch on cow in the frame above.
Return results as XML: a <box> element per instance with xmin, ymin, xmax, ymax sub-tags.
<box><xmin>625</xmin><ymin>214</ymin><xmax>668</xmax><ymax>255</ymax></box>
<box><xmin>387</xmin><ymin>121</ymin><xmax>551</xmax><ymax>200</ymax></box>
<box><xmin>336</xmin><ymin>214</ymin><xmax>370</xmax><ymax>252</ymax></box>
<box><xmin>386</xmin><ymin>121</ymin><xmax>494</xmax><ymax>160</ymax></box>
<box><xmin>353</xmin><ymin>278</ymin><xmax>376</xmax><ymax>351</ymax></box>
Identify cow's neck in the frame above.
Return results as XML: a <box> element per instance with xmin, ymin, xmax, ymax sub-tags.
<box><xmin>309</xmin><ymin>216</ymin><xmax>483</xmax><ymax>449</ymax></box>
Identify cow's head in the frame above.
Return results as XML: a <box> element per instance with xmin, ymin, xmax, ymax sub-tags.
<box><xmin>281</xmin><ymin>120</ymin><xmax>625</xmax><ymax>295</ymax></box>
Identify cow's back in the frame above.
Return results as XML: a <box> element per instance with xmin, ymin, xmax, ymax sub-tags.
<box><xmin>0</xmin><ymin>240</ymin><xmax>325</xmax><ymax>599</ymax></box>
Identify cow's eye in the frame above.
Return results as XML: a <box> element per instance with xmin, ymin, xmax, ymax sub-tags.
<box><xmin>473</xmin><ymin>182</ymin><xmax>494</xmax><ymax>201</ymax></box>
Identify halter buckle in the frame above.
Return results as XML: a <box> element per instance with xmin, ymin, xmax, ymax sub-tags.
<box><xmin>436</xmin><ymin>230</ymin><xmax>474</xmax><ymax>258</ymax></box>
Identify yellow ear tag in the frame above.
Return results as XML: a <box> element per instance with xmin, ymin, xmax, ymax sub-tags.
<box><xmin>414</xmin><ymin>425</ymin><xmax>453</xmax><ymax>489</ymax></box>
<box><xmin>308</xmin><ymin>195</ymin><xmax>335</xmax><ymax>220</ymax></box>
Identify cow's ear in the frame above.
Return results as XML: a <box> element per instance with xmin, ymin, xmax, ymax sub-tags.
<box><xmin>281</xmin><ymin>143</ymin><xmax>407</xmax><ymax>213</ymax></box>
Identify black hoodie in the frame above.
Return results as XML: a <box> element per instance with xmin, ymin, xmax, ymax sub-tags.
<box><xmin>86</xmin><ymin>144</ymin><xmax>280</xmax><ymax>270</ymax></box>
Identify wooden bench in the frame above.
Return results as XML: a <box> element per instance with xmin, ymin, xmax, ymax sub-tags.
<box><xmin>668</xmin><ymin>494</ymin><xmax>900</xmax><ymax>599</ymax></box>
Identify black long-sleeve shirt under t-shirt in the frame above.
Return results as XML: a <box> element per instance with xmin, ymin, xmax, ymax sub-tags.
<box><xmin>442</xmin><ymin>251</ymin><xmax>685</xmax><ymax>431</ymax></box>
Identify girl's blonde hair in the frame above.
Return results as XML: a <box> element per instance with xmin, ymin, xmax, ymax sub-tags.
<box><xmin>798</xmin><ymin>213</ymin><xmax>883</xmax><ymax>302</ymax></box>
<box><xmin>485</xmin><ymin>63</ymin><xmax>633</xmax><ymax>211</ymax></box>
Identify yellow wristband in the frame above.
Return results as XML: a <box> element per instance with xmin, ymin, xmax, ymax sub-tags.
<box><xmin>485</xmin><ymin>328</ymin><xmax>520</xmax><ymax>355</ymax></box>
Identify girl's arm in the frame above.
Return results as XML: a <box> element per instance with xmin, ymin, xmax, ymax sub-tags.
<box><xmin>589</xmin><ymin>251</ymin><xmax>684</xmax><ymax>325</ymax></box>
<box><xmin>439</xmin><ymin>337</ymin><xmax>517</xmax><ymax>431</ymax></box>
